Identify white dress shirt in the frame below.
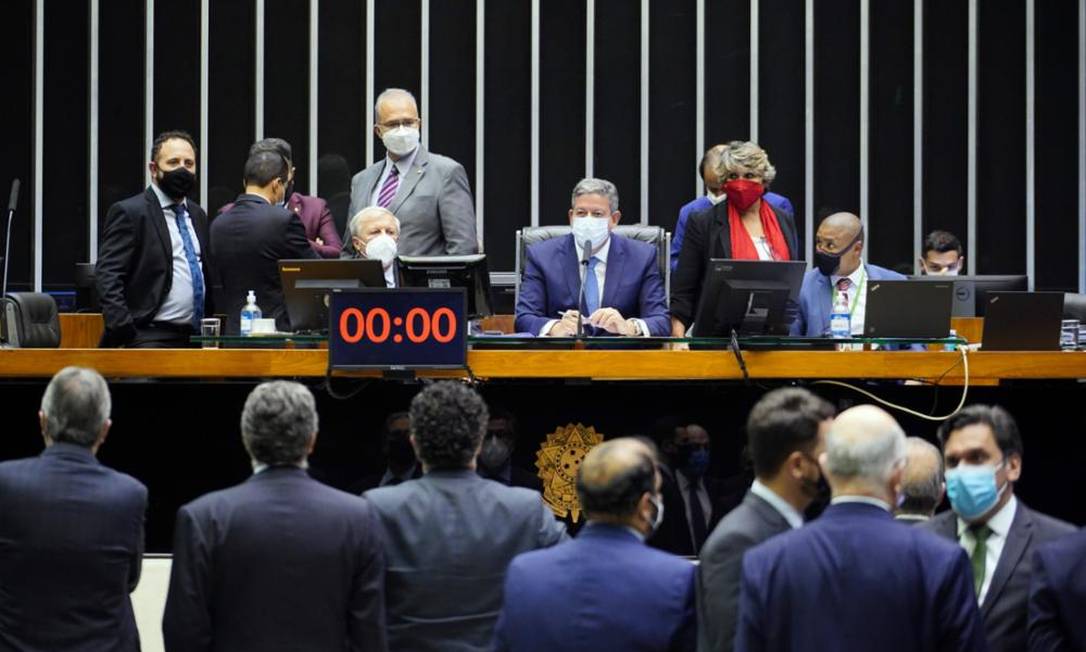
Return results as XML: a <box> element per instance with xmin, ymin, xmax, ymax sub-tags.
<box><xmin>830</xmin><ymin>264</ymin><xmax>868</xmax><ymax>336</ymax></box>
<box><xmin>957</xmin><ymin>494</ymin><xmax>1017</xmax><ymax>606</ymax></box>
<box><xmin>540</xmin><ymin>236</ymin><xmax>650</xmax><ymax>337</ymax></box>
<box><xmin>676</xmin><ymin>468</ymin><xmax>712</xmax><ymax>544</ymax></box>
<box><xmin>370</xmin><ymin>147</ymin><xmax>420</xmax><ymax>207</ymax></box>
<box><xmin>752</xmin><ymin>237</ymin><xmax>775</xmax><ymax>261</ymax></box>
<box><xmin>750</xmin><ymin>479</ymin><xmax>804</xmax><ymax>529</ymax></box>
<box><xmin>150</xmin><ymin>182</ymin><xmax>203</xmax><ymax>325</ymax></box>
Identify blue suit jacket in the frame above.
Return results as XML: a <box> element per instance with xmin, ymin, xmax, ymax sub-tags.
<box><xmin>670</xmin><ymin>193</ymin><xmax>794</xmax><ymax>271</ymax></box>
<box><xmin>1029</xmin><ymin>527</ymin><xmax>1086</xmax><ymax>651</ymax></box>
<box><xmin>737</xmin><ymin>502</ymin><xmax>988</xmax><ymax>652</ymax></box>
<box><xmin>0</xmin><ymin>443</ymin><xmax>147</xmax><ymax>652</ymax></box>
<box><xmin>515</xmin><ymin>233</ymin><xmax>670</xmax><ymax>336</ymax></box>
<box><xmin>790</xmin><ymin>263</ymin><xmax>907</xmax><ymax>337</ymax></box>
<box><xmin>493</xmin><ymin>523</ymin><xmax>696</xmax><ymax>652</ymax></box>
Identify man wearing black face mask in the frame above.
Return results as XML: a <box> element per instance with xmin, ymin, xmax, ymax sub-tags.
<box><xmin>353</xmin><ymin>411</ymin><xmax>422</xmax><ymax>492</ymax></box>
<box><xmin>477</xmin><ymin>408</ymin><xmax>543</xmax><ymax>492</ymax></box>
<box><xmin>790</xmin><ymin>212</ymin><xmax>908</xmax><ymax>338</ymax></box>
<box><xmin>648</xmin><ymin>420</ymin><xmax>726</xmax><ymax>556</ymax></box>
<box><xmin>96</xmin><ymin>130</ymin><xmax>214</xmax><ymax>347</ymax></box>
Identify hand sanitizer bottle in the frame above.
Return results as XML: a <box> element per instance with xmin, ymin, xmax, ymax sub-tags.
<box><xmin>240</xmin><ymin>291</ymin><xmax>261</xmax><ymax>336</ymax></box>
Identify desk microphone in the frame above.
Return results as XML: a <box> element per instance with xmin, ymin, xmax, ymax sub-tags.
<box><xmin>574</xmin><ymin>239</ymin><xmax>592</xmax><ymax>339</ymax></box>
<box><xmin>2</xmin><ymin>178</ymin><xmax>19</xmax><ymax>300</ymax></box>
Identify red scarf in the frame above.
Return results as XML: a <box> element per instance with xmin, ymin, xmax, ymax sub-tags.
<box><xmin>727</xmin><ymin>199</ymin><xmax>791</xmax><ymax>261</ymax></box>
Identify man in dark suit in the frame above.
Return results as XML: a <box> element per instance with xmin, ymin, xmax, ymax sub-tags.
<box><xmin>352</xmin><ymin>411</ymin><xmax>422</xmax><ymax>493</ymax></box>
<box><xmin>163</xmin><ymin>381</ymin><xmax>387</xmax><ymax>651</ymax></box>
<box><xmin>96</xmin><ymin>130</ymin><xmax>213</xmax><ymax>347</ymax></box>
<box><xmin>219</xmin><ymin>138</ymin><xmax>343</xmax><ymax>258</ymax></box>
<box><xmin>493</xmin><ymin>437</ymin><xmax>696</xmax><ymax>652</ymax></box>
<box><xmin>210</xmin><ymin>149</ymin><xmax>316</xmax><ymax>334</ymax></box>
<box><xmin>895</xmin><ymin>436</ymin><xmax>945</xmax><ymax>524</ymax></box>
<box><xmin>515</xmin><ymin>178</ymin><xmax>669</xmax><ymax>337</ymax></box>
<box><xmin>1028</xmin><ymin>527</ymin><xmax>1086</xmax><ymax>650</ymax></box>
<box><xmin>737</xmin><ymin>405</ymin><xmax>987</xmax><ymax>651</ymax></box>
<box><xmin>697</xmin><ymin>387</ymin><xmax>834</xmax><ymax>652</ymax></box>
<box><xmin>649</xmin><ymin>421</ymin><xmax>728</xmax><ymax>556</ymax></box>
<box><xmin>477</xmin><ymin>406</ymin><xmax>543</xmax><ymax>492</ymax></box>
<box><xmin>0</xmin><ymin>367</ymin><xmax>146</xmax><ymax>651</ymax></box>
<box><xmin>365</xmin><ymin>381</ymin><xmax>567</xmax><ymax>652</ymax></box>
<box><xmin>341</xmin><ymin>88</ymin><xmax>477</xmax><ymax>257</ymax></box>
<box><xmin>922</xmin><ymin>405</ymin><xmax>1076</xmax><ymax>652</ymax></box>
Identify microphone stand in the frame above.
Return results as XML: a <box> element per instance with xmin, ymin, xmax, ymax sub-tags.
<box><xmin>574</xmin><ymin>239</ymin><xmax>593</xmax><ymax>341</ymax></box>
<box><xmin>1</xmin><ymin>179</ymin><xmax>18</xmax><ymax>302</ymax></box>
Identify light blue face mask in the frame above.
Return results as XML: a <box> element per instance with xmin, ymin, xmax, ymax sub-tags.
<box><xmin>571</xmin><ymin>216</ymin><xmax>611</xmax><ymax>251</ymax></box>
<box><xmin>945</xmin><ymin>460</ymin><xmax>1007</xmax><ymax>521</ymax></box>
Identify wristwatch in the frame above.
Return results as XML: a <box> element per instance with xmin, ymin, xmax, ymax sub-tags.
<box><xmin>628</xmin><ymin>319</ymin><xmax>642</xmax><ymax>336</ymax></box>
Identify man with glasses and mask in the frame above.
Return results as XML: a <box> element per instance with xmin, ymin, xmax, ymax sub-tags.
<box><xmin>96</xmin><ymin>130</ymin><xmax>213</xmax><ymax>347</ymax></box>
<box><xmin>514</xmin><ymin>177</ymin><xmax>669</xmax><ymax>337</ymax></box>
<box><xmin>922</xmin><ymin>404</ymin><xmax>1074</xmax><ymax>652</ymax></box>
<box><xmin>919</xmin><ymin>229</ymin><xmax>965</xmax><ymax>276</ymax></box>
<box><xmin>697</xmin><ymin>388</ymin><xmax>834</xmax><ymax>652</ymax></box>
<box><xmin>340</xmin><ymin>88</ymin><xmax>477</xmax><ymax>257</ymax></box>
<box><xmin>492</xmin><ymin>438</ymin><xmax>697</xmax><ymax>652</ymax></box>
<box><xmin>790</xmin><ymin>212</ymin><xmax>908</xmax><ymax>338</ymax></box>
<box><xmin>477</xmin><ymin>406</ymin><xmax>543</xmax><ymax>492</ymax></box>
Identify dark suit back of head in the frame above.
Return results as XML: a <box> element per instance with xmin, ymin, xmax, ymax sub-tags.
<box><xmin>409</xmin><ymin>381</ymin><xmax>488</xmax><ymax>469</ymax></box>
<box><xmin>244</xmin><ymin>149</ymin><xmax>289</xmax><ymax>188</ymax></box>
<box><xmin>241</xmin><ymin>380</ymin><xmax>317</xmax><ymax>466</ymax></box>
<box><xmin>577</xmin><ymin>438</ymin><xmax>657</xmax><ymax>521</ymax></box>
<box><xmin>40</xmin><ymin>366</ymin><xmax>111</xmax><ymax>447</ymax></box>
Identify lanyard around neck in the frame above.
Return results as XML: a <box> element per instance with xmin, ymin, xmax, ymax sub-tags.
<box><xmin>831</xmin><ymin>267</ymin><xmax>866</xmax><ymax>317</ymax></box>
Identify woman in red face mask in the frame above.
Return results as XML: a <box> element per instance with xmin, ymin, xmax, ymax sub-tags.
<box><xmin>669</xmin><ymin>141</ymin><xmax>800</xmax><ymax>337</ymax></box>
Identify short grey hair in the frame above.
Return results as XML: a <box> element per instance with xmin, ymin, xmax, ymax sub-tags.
<box><xmin>823</xmin><ymin>412</ymin><xmax>906</xmax><ymax>487</ymax></box>
<box><xmin>374</xmin><ymin>88</ymin><xmax>418</xmax><ymax>119</ymax></box>
<box><xmin>241</xmin><ymin>381</ymin><xmax>319</xmax><ymax>466</ymax></box>
<box><xmin>899</xmin><ymin>437</ymin><xmax>944</xmax><ymax>516</ymax></box>
<box><xmin>571</xmin><ymin>178</ymin><xmax>620</xmax><ymax>213</ymax></box>
<box><xmin>40</xmin><ymin>366</ymin><xmax>111</xmax><ymax>447</ymax></box>
<box><xmin>716</xmin><ymin>140</ymin><xmax>777</xmax><ymax>185</ymax></box>
<box><xmin>349</xmin><ymin>206</ymin><xmax>401</xmax><ymax>239</ymax></box>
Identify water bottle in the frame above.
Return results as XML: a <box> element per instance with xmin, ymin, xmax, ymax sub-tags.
<box><xmin>240</xmin><ymin>290</ymin><xmax>262</xmax><ymax>336</ymax></box>
<box><xmin>829</xmin><ymin>291</ymin><xmax>851</xmax><ymax>339</ymax></box>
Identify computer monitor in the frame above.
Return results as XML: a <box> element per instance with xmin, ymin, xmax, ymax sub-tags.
<box><xmin>279</xmin><ymin>258</ymin><xmax>387</xmax><ymax>333</ymax></box>
<box><xmin>396</xmin><ymin>254</ymin><xmax>493</xmax><ymax>319</ymax></box>
<box><xmin>906</xmin><ymin>275</ymin><xmax>1028</xmax><ymax>317</ymax></box>
<box><xmin>692</xmin><ymin>260</ymin><xmax>807</xmax><ymax>336</ymax></box>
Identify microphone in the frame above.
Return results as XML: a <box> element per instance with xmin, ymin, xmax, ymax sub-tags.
<box><xmin>2</xmin><ymin>178</ymin><xmax>19</xmax><ymax>301</ymax></box>
<box><xmin>574</xmin><ymin>239</ymin><xmax>593</xmax><ymax>339</ymax></box>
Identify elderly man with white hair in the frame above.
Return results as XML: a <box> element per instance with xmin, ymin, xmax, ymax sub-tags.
<box><xmin>346</xmin><ymin>205</ymin><xmax>401</xmax><ymax>287</ymax></box>
<box><xmin>735</xmin><ymin>405</ymin><xmax>987</xmax><ymax>652</ymax></box>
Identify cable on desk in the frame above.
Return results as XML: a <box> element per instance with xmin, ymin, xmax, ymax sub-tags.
<box><xmin>811</xmin><ymin>347</ymin><xmax>970</xmax><ymax>422</ymax></box>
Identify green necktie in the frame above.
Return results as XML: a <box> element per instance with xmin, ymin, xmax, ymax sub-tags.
<box><xmin>970</xmin><ymin>524</ymin><xmax>993</xmax><ymax>597</ymax></box>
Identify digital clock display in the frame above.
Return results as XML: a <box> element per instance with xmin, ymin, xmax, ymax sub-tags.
<box><xmin>328</xmin><ymin>288</ymin><xmax>468</xmax><ymax>369</ymax></box>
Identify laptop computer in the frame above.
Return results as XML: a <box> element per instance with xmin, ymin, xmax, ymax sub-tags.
<box><xmin>863</xmin><ymin>279</ymin><xmax>953</xmax><ymax>339</ymax></box>
<box><xmin>279</xmin><ymin>258</ymin><xmax>386</xmax><ymax>333</ymax></box>
<box><xmin>981</xmin><ymin>291</ymin><xmax>1065</xmax><ymax>351</ymax></box>
<box><xmin>906</xmin><ymin>275</ymin><xmax>1028</xmax><ymax>317</ymax></box>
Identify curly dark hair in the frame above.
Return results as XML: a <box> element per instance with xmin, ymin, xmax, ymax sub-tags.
<box><xmin>409</xmin><ymin>381</ymin><xmax>489</xmax><ymax>470</ymax></box>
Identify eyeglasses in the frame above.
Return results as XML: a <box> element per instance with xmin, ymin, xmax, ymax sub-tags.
<box><xmin>377</xmin><ymin>118</ymin><xmax>420</xmax><ymax>130</ymax></box>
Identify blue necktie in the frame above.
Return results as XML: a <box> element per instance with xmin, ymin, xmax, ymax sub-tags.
<box><xmin>583</xmin><ymin>256</ymin><xmax>600</xmax><ymax>316</ymax></box>
<box><xmin>172</xmin><ymin>203</ymin><xmax>205</xmax><ymax>327</ymax></box>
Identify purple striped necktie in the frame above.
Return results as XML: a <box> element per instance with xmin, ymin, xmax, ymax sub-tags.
<box><xmin>377</xmin><ymin>165</ymin><xmax>400</xmax><ymax>208</ymax></box>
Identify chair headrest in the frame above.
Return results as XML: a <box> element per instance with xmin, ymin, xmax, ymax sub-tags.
<box><xmin>1</xmin><ymin>292</ymin><xmax>61</xmax><ymax>348</ymax></box>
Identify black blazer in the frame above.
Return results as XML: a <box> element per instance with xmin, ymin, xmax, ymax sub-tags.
<box><xmin>923</xmin><ymin>499</ymin><xmax>1076</xmax><ymax>652</ymax></box>
<box><xmin>0</xmin><ymin>443</ymin><xmax>147</xmax><ymax>651</ymax></box>
<box><xmin>647</xmin><ymin>466</ymin><xmax>729</xmax><ymax>557</ymax></box>
<box><xmin>669</xmin><ymin>199</ymin><xmax>800</xmax><ymax>328</ymax></box>
<box><xmin>697</xmin><ymin>490</ymin><xmax>792</xmax><ymax>652</ymax></box>
<box><xmin>209</xmin><ymin>193</ymin><xmax>316</xmax><ymax>334</ymax></box>
<box><xmin>162</xmin><ymin>467</ymin><xmax>388</xmax><ymax>652</ymax></box>
<box><xmin>95</xmin><ymin>187</ymin><xmax>213</xmax><ymax>345</ymax></box>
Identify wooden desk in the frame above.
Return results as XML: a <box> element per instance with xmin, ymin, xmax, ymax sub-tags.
<box><xmin>0</xmin><ymin>348</ymin><xmax>1083</xmax><ymax>383</ymax></box>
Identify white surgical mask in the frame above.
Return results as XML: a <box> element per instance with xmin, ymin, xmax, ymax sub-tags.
<box><xmin>647</xmin><ymin>493</ymin><xmax>665</xmax><ymax>534</ymax></box>
<box><xmin>381</xmin><ymin>126</ymin><xmax>420</xmax><ymax>157</ymax></box>
<box><xmin>571</xmin><ymin>216</ymin><xmax>611</xmax><ymax>252</ymax></box>
<box><xmin>365</xmin><ymin>233</ymin><xmax>398</xmax><ymax>268</ymax></box>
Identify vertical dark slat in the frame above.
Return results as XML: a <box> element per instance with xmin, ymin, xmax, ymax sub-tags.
<box><xmin>758</xmin><ymin>0</ymin><xmax>806</xmax><ymax>249</ymax></box>
<box><xmin>539</xmin><ymin>0</ymin><xmax>585</xmax><ymax>226</ymax></box>
<box><xmin>428</xmin><ymin>0</ymin><xmax>476</xmax><ymax>193</ymax></box>
<box><xmin>921</xmin><ymin>0</ymin><xmax>967</xmax><ymax>250</ymax></box>
<box><xmin>813</xmin><ymin>0</ymin><xmax>859</xmax><ymax>222</ymax></box>
<box><xmin>208</xmin><ymin>0</ymin><xmax>255</xmax><ymax>217</ymax></box>
<box><xmin>317</xmin><ymin>0</ymin><xmax>364</xmax><ymax>234</ymax></box>
<box><xmin>1</xmin><ymin>0</ymin><xmax>34</xmax><ymax>290</ymax></box>
<box><xmin>1034</xmin><ymin>1</ymin><xmax>1079</xmax><ymax>290</ymax></box>
<box><xmin>42</xmin><ymin>0</ymin><xmax>89</xmax><ymax>286</ymax></box>
<box><xmin>868</xmin><ymin>0</ymin><xmax>913</xmax><ymax>273</ymax></box>
<box><xmin>483</xmin><ymin>0</ymin><xmax>530</xmax><ymax>270</ymax></box>
<box><xmin>373</xmin><ymin>0</ymin><xmax>422</xmax><ymax>163</ymax></box>
<box><xmin>152</xmin><ymin>0</ymin><xmax>200</xmax><ymax>198</ymax></box>
<box><xmin>975</xmin><ymin>0</ymin><xmax>1025</xmax><ymax>275</ymax></box>
<box><xmin>593</xmin><ymin>0</ymin><xmax>640</xmax><ymax>224</ymax></box>
<box><xmin>649</xmin><ymin>0</ymin><xmax>696</xmax><ymax>231</ymax></box>
<box><xmin>264</xmin><ymin>0</ymin><xmax>310</xmax><ymax>194</ymax></box>
<box><xmin>705</xmin><ymin>0</ymin><xmax>750</xmax><ymax>145</ymax></box>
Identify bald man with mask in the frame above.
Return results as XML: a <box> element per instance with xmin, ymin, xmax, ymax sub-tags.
<box><xmin>790</xmin><ymin>212</ymin><xmax>908</xmax><ymax>338</ymax></box>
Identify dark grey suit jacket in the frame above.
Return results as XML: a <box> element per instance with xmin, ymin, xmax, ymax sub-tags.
<box><xmin>923</xmin><ymin>499</ymin><xmax>1076</xmax><ymax>652</ymax></box>
<box><xmin>364</xmin><ymin>469</ymin><xmax>567</xmax><ymax>652</ymax></box>
<box><xmin>343</xmin><ymin>146</ymin><xmax>478</xmax><ymax>257</ymax></box>
<box><xmin>696</xmin><ymin>490</ymin><xmax>792</xmax><ymax>652</ymax></box>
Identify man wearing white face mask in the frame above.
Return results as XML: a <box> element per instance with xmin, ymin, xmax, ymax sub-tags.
<box><xmin>923</xmin><ymin>404</ymin><xmax>1074</xmax><ymax>652</ymax></box>
<box><xmin>347</xmin><ymin>206</ymin><xmax>401</xmax><ymax>287</ymax></box>
<box><xmin>514</xmin><ymin>178</ymin><xmax>670</xmax><ymax>337</ymax></box>
<box><xmin>341</xmin><ymin>88</ymin><xmax>478</xmax><ymax>257</ymax></box>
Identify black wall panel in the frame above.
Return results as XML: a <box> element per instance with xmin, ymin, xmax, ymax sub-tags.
<box><xmin>264</xmin><ymin>0</ymin><xmax>311</xmax><ymax>195</ymax></box>
<box><xmin>706</xmin><ymin>0</ymin><xmax>751</xmax><ymax>146</ymax></box>
<box><xmin>208</xmin><ymin>0</ymin><xmax>256</xmax><ymax>216</ymax></box>
<box><xmin>813</xmin><ymin>0</ymin><xmax>859</xmax><ymax>222</ymax></box>
<box><xmin>0</xmin><ymin>0</ymin><xmax>33</xmax><ymax>291</ymax></box>
<box><xmin>373</xmin><ymin>0</ymin><xmax>422</xmax><ymax>164</ymax></box>
<box><xmin>594</xmin><ymin>0</ymin><xmax>641</xmax><ymax>225</ymax></box>
<box><xmin>428</xmin><ymin>0</ymin><xmax>477</xmax><ymax>202</ymax></box>
<box><xmin>152</xmin><ymin>0</ymin><xmax>200</xmax><ymax>202</ymax></box>
<box><xmin>649</xmin><ymin>0</ymin><xmax>696</xmax><ymax>231</ymax></box>
<box><xmin>539</xmin><ymin>0</ymin><xmax>585</xmax><ymax>226</ymax></box>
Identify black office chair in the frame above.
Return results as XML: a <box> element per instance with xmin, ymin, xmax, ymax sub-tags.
<box><xmin>1063</xmin><ymin>293</ymin><xmax>1086</xmax><ymax>321</ymax></box>
<box><xmin>514</xmin><ymin>225</ymin><xmax>671</xmax><ymax>306</ymax></box>
<box><xmin>0</xmin><ymin>292</ymin><xmax>61</xmax><ymax>348</ymax></box>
